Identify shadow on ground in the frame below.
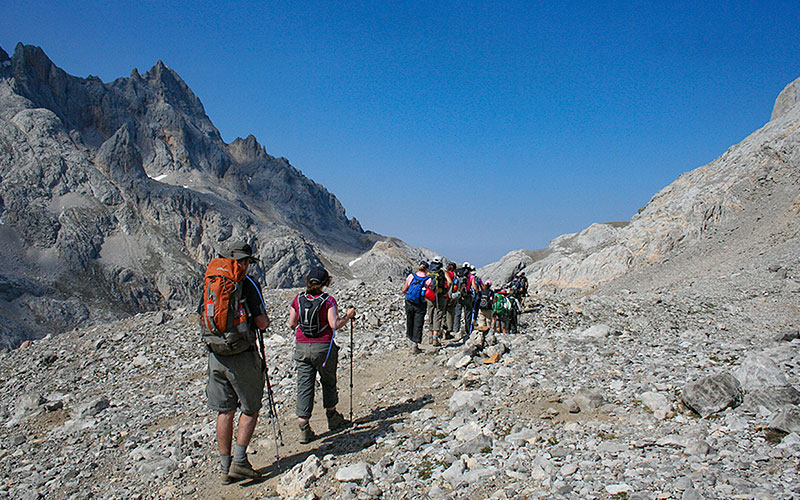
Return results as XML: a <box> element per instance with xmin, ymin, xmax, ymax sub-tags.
<box><xmin>249</xmin><ymin>393</ymin><xmax>434</xmax><ymax>483</ymax></box>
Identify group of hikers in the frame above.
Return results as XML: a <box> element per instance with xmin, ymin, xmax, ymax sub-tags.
<box><xmin>402</xmin><ymin>256</ymin><xmax>529</xmax><ymax>353</ymax></box>
<box><xmin>198</xmin><ymin>241</ymin><xmax>528</xmax><ymax>484</ymax></box>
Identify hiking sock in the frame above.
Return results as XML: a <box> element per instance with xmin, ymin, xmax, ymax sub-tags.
<box><xmin>232</xmin><ymin>444</ymin><xmax>247</xmax><ymax>465</ymax></box>
<box><xmin>220</xmin><ymin>454</ymin><xmax>232</xmax><ymax>473</ymax></box>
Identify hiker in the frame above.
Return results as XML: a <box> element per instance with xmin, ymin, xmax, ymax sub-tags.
<box><xmin>492</xmin><ymin>288</ymin><xmax>512</xmax><ymax>333</ymax></box>
<box><xmin>199</xmin><ymin>241</ymin><xmax>270</xmax><ymax>484</ymax></box>
<box><xmin>288</xmin><ymin>267</ymin><xmax>356</xmax><ymax>444</ymax></box>
<box><xmin>517</xmin><ymin>272</ymin><xmax>529</xmax><ymax>304</ymax></box>
<box><xmin>425</xmin><ymin>256</ymin><xmax>452</xmax><ymax>346</ymax></box>
<box><xmin>443</xmin><ymin>262</ymin><xmax>458</xmax><ymax>340</ymax></box>
<box><xmin>402</xmin><ymin>261</ymin><xmax>432</xmax><ymax>354</ymax></box>
<box><xmin>473</xmin><ymin>279</ymin><xmax>494</xmax><ymax>332</ymax></box>
<box><xmin>453</xmin><ymin>262</ymin><xmax>477</xmax><ymax>339</ymax></box>
<box><xmin>507</xmin><ymin>293</ymin><xmax>521</xmax><ymax>334</ymax></box>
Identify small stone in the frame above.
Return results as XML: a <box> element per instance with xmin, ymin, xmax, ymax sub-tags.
<box><xmin>605</xmin><ymin>483</ymin><xmax>633</xmax><ymax>495</ymax></box>
<box><xmin>684</xmin><ymin>440</ymin><xmax>711</xmax><ymax>456</ymax></box>
<box><xmin>674</xmin><ymin>476</ymin><xmax>693</xmax><ymax>491</ymax></box>
<box><xmin>681</xmin><ymin>372</ymin><xmax>743</xmax><ymax>417</ymax></box>
<box><xmin>335</xmin><ymin>462</ymin><xmax>371</xmax><ymax>482</ymax></box>
<box><xmin>768</xmin><ymin>405</ymin><xmax>800</xmax><ymax>433</ymax></box>
<box><xmin>733</xmin><ymin>354</ymin><xmax>788</xmax><ymax>391</ymax></box>
<box><xmin>574</xmin><ymin>388</ymin><xmax>604</xmax><ymax>412</ymax></box>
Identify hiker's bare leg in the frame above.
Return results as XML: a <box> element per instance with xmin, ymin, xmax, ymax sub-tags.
<box><xmin>217</xmin><ymin>410</ymin><xmax>235</xmax><ymax>455</ymax></box>
<box><xmin>236</xmin><ymin>411</ymin><xmax>258</xmax><ymax>447</ymax></box>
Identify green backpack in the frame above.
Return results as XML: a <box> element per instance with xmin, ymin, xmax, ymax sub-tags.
<box><xmin>492</xmin><ymin>294</ymin><xmax>510</xmax><ymax>315</ymax></box>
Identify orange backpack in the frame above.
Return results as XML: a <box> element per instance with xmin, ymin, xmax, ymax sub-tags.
<box><xmin>201</xmin><ymin>258</ymin><xmax>251</xmax><ymax>355</ymax></box>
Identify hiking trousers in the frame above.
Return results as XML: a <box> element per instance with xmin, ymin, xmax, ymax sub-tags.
<box><xmin>426</xmin><ymin>295</ymin><xmax>447</xmax><ymax>331</ymax></box>
<box><xmin>444</xmin><ymin>299</ymin><xmax>456</xmax><ymax>332</ymax></box>
<box><xmin>405</xmin><ymin>299</ymin><xmax>426</xmax><ymax>344</ymax></box>
<box><xmin>294</xmin><ymin>341</ymin><xmax>339</xmax><ymax>419</ymax></box>
<box><xmin>455</xmin><ymin>294</ymin><xmax>473</xmax><ymax>334</ymax></box>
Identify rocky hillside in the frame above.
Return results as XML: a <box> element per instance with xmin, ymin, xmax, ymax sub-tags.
<box><xmin>482</xmin><ymin>76</ymin><xmax>800</xmax><ymax>290</ymax></box>
<box><xmin>1</xmin><ymin>268</ymin><xmax>798</xmax><ymax>499</ymax></box>
<box><xmin>0</xmin><ymin>44</ymin><xmax>426</xmax><ymax>347</ymax></box>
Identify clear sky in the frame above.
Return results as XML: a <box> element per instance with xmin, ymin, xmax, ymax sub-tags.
<box><xmin>3</xmin><ymin>1</ymin><xmax>800</xmax><ymax>266</ymax></box>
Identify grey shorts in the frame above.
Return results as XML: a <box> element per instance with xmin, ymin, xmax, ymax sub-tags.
<box><xmin>206</xmin><ymin>349</ymin><xmax>265</xmax><ymax>415</ymax></box>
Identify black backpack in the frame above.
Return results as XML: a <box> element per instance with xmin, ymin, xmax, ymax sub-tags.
<box><xmin>428</xmin><ymin>262</ymin><xmax>446</xmax><ymax>295</ymax></box>
<box><xmin>298</xmin><ymin>293</ymin><xmax>330</xmax><ymax>337</ymax></box>
<box><xmin>478</xmin><ymin>290</ymin><xmax>493</xmax><ymax>309</ymax></box>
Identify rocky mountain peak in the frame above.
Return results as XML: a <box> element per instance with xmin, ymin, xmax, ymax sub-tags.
<box><xmin>0</xmin><ymin>44</ymin><xmax>421</xmax><ymax>348</ymax></box>
<box><xmin>143</xmin><ymin>58</ymin><xmax>208</xmax><ymax>119</ymax></box>
<box><xmin>771</xmin><ymin>76</ymin><xmax>800</xmax><ymax>122</ymax></box>
<box><xmin>228</xmin><ymin>134</ymin><xmax>272</xmax><ymax>165</ymax></box>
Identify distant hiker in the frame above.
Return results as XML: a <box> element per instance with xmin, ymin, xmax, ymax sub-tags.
<box><xmin>402</xmin><ymin>261</ymin><xmax>432</xmax><ymax>354</ymax></box>
<box><xmin>507</xmin><ymin>293</ymin><xmax>521</xmax><ymax>334</ymax></box>
<box><xmin>288</xmin><ymin>267</ymin><xmax>356</xmax><ymax>444</ymax></box>
<box><xmin>199</xmin><ymin>241</ymin><xmax>270</xmax><ymax>484</ymax></box>
<box><xmin>425</xmin><ymin>256</ymin><xmax>452</xmax><ymax>347</ymax></box>
<box><xmin>492</xmin><ymin>288</ymin><xmax>512</xmax><ymax>334</ymax></box>
<box><xmin>517</xmin><ymin>272</ymin><xmax>529</xmax><ymax>303</ymax></box>
<box><xmin>443</xmin><ymin>262</ymin><xmax>458</xmax><ymax>340</ymax></box>
<box><xmin>474</xmin><ymin>280</ymin><xmax>494</xmax><ymax>331</ymax></box>
<box><xmin>453</xmin><ymin>262</ymin><xmax>477</xmax><ymax>339</ymax></box>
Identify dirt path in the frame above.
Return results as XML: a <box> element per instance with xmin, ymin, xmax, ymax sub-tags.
<box><xmin>197</xmin><ymin>342</ymin><xmax>454</xmax><ymax>498</ymax></box>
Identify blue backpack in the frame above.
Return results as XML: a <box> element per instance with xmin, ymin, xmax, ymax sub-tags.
<box><xmin>406</xmin><ymin>274</ymin><xmax>427</xmax><ymax>303</ymax></box>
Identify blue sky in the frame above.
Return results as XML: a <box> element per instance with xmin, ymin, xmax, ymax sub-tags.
<box><xmin>4</xmin><ymin>1</ymin><xmax>800</xmax><ymax>266</ymax></box>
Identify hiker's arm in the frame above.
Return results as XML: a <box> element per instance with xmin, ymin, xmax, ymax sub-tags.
<box><xmin>287</xmin><ymin>307</ymin><xmax>298</xmax><ymax>329</ymax></box>
<box><xmin>401</xmin><ymin>279</ymin><xmax>409</xmax><ymax>293</ymax></box>
<box><xmin>328</xmin><ymin>305</ymin><xmax>356</xmax><ymax>330</ymax></box>
<box><xmin>254</xmin><ymin>314</ymin><xmax>270</xmax><ymax>331</ymax></box>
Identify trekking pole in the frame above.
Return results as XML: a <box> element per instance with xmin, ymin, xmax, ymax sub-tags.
<box><xmin>349</xmin><ymin>315</ymin><xmax>354</xmax><ymax>423</ymax></box>
<box><xmin>259</xmin><ymin>329</ymin><xmax>283</xmax><ymax>465</ymax></box>
<box><xmin>246</xmin><ymin>277</ymin><xmax>284</xmax><ymax>463</ymax></box>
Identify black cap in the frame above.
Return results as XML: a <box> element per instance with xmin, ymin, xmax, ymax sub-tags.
<box><xmin>419</xmin><ymin>261</ymin><xmax>429</xmax><ymax>270</ymax></box>
<box><xmin>225</xmin><ymin>240</ymin><xmax>259</xmax><ymax>262</ymax></box>
<box><xmin>308</xmin><ymin>267</ymin><xmax>330</xmax><ymax>284</ymax></box>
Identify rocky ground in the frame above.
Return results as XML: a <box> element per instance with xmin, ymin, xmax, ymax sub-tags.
<box><xmin>1</xmin><ymin>269</ymin><xmax>799</xmax><ymax>499</ymax></box>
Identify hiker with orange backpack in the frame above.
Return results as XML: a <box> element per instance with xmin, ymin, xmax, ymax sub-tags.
<box><xmin>199</xmin><ymin>241</ymin><xmax>271</xmax><ymax>484</ymax></box>
<box><xmin>288</xmin><ymin>267</ymin><xmax>356</xmax><ymax>444</ymax></box>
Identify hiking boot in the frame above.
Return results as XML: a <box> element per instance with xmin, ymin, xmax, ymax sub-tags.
<box><xmin>327</xmin><ymin>410</ymin><xmax>348</xmax><ymax>431</ymax></box>
<box><xmin>299</xmin><ymin>423</ymin><xmax>316</xmax><ymax>444</ymax></box>
<box><xmin>220</xmin><ymin>470</ymin><xmax>234</xmax><ymax>485</ymax></box>
<box><xmin>409</xmin><ymin>343</ymin><xmax>421</xmax><ymax>355</ymax></box>
<box><xmin>431</xmin><ymin>335</ymin><xmax>441</xmax><ymax>347</ymax></box>
<box><xmin>228</xmin><ymin>457</ymin><xmax>261</xmax><ymax>480</ymax></box>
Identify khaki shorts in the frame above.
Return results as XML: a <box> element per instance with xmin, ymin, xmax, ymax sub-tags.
<box><xmin>206</xmin><ymin>349</ymin><xmax>265</xmax><ymax>415</ymax></box>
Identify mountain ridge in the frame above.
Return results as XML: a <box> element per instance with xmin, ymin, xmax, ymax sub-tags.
<box><xmin>0</xmin><ymin>43</ymin><xmax>427</xmax><ymax>347</ymax></box>
<box><xmin>482</xmin><ymin>75</ymin><xmax>800</xmax><ymax>292</ymax></box>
